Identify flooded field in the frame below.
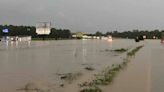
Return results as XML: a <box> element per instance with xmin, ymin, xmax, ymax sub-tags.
<box><xmin>0</xmin><ymin>39</ymin><xmax>163</xmax><ymax>92</ymax></box>
<box><xmin>0</xmin><ymin>39</ymin><xmax>136</xmax><ymax>92</ymax></box>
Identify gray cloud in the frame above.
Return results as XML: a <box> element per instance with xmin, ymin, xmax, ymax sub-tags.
<box><xmin>0</xmin><ymin>0</ymin><xmax>164</xmax><ymax>33</ymax></box>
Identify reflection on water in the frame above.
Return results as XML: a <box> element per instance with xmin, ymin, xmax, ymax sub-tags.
<box><xmin>0</xmin><ymin>39</ymin><xmax>135</xmax><ymax>92</ymax></box>
<box><xmin>1</xmin><ymin>41</ymin><xmax>31</xmax><ymax>49</ymax></box>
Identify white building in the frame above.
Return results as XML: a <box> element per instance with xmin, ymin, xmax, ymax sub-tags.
<box><xmin>36</xmin><ymin>22</ymin><xmax>51</xmax><ymax>35</ymax></box>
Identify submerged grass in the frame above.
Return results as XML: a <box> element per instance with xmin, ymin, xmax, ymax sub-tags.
<box><xmin>85</xmin><ymin>66</ymin><xmax>95</xmax><ymax>71</ymax></box>
<box><xmin>56</xmin><ymin>72</ymin><xmax>82</xmax><ymax>84</ymax></box>
<box><xmin>79</xmin><ymin>45</ymin><xmax>144</xmax><ymax>92</ymax></box>
<box><xmin>80</xmin><ymin>86</ymin><xmax>102</xmax><ymax>92</ymax></box>
<box><xmin>79</xmin><ymin>63</ymin><xmax>128</xmax><ymax>92</ymax></box>
<box><xmin>127</xmin><ymin>45</ymin><xmax>144</xmax><ymax>56</ymax></box>
<box><xmin>112</xmin><ymin>48</ymin><xmax>128</xmax><ymax>53</ymax></box>
<box><xmin>104</xmin><ymin>48</ymin><xmax>128</xmax><ymax>53</ymax></box>
<box><xmin>17</xmin><ymin>83</ymin><xmax>41</xmax><ymax>92</ymax></box>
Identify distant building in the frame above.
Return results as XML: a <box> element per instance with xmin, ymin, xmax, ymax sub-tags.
<box><xmin>72</xmin><ymin>32</ymin><xmax>83</xmax><ymax>39</ymax></box>
<box><xmin>143</xmin><ymin>35</ymin><xmax>146</xmax><ymax>39</ymax></box>
<box><xmin>36</xmin><ymin>22</ymin><xmax>51</xmax><ymax>35</ymax></box>
<box><xmin>82</xmin><ymin>35</ymin><xmax>92</xmax><ymax>39</ymax></box>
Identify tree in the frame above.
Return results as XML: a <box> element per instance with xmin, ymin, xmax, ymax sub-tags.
<box><xmin>95</xmin><ymin>31</ymin><xmax>102</xmax><ymax>36</ymax></box>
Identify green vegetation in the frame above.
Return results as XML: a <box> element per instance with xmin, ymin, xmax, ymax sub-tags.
<box><xmin>79</xmin><ymin>45</ymin><xmax>144</xmax><ymax>92</ymax></box>
<box><xmin>32</xmin><ymin>38</ymin><xmax>56</xmax><ymax>41</ymax></box>
<box><xmin>103</xmin><ymin>48</ymin><xmax>128</xmax><ymax>53</ymax></box>
<box><xmin>80</xmin><ymin>86</ymin><xmax>102</xmax><ymax>92</ymax></box>
<box><xmin>93</xmin><ymin>65</ymin><xmax>122</xmax><ymax>85</ymax></box>
<box><xmin>95</xmin><ymin>31</ymin><xmax>103</xmax><ymax>37</ymax></box>
<box><xmin>79</xmin><ymin>62</ymin><xmax>128</xmax><ymax>92</ymax></box>
<box><xmin>85</xmin><ymin>66</ymin><xmax>95</xmax><ymax>71</ymax></box>
<box><xmin>80</xmin><ymin>63</ymin><xmax>127</xmax><ymax>87</ymax></box>
<box><xmin>0</xmin><ymin>25</ymin><xmax>71</xmax><ymax>39</ymax></box>
<box><xmin>17</xmin><ymin>83</ymin><xmax>41</xmax><ymax>92</ymax></box>
<box><xmin>98</xmin><ymin>30</ymin><xmax>162</xmax><ymax>39</ymax></box>
<box><xmin>75</xmin><ymin>32</ymin><xmax>83</xmax><ymax>39</ymax></box>
<box><xmin>56</xmin><ymin>72</ymin><xmax>82</xmax><ymax>83</ymax></box>
<box><xmin>0</xmin><ymin>25</ymin><xmax>163</xmax><ymax>40</ymax></box>
<box><xmin>112</xmin><ymin>48</ymin><xmax>128</xmax><ymax>53</ymax></box>
<box><xmin>127</xmin><ymin>45</ymin><xmax>144</xmax><ymax>56</ymax></box>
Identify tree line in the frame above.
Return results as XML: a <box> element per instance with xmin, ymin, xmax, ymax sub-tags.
<box><xmin>94</xmin><ymin>29</ymin><xmax>162</xmax><ymax>39</ymax></box>
<box><xmin>0</xmin><ymin>25</ymin><xmax>71</xmax><ymax>39</ymax></box>
<box><xmin>0</xmin><ymin>25</ymin><xmax>163</xmax><ymax>39</ymax></box>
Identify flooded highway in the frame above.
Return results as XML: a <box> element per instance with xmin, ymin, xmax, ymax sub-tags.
<box><xmin>102</xmin><ymin>40</ymin><xmax>164</xmax><ymax>92</ymax></box>
<box><xmin>0</xmin><ymin>39</ymin><xmax>163</xmax><ymax>92</ymax></box>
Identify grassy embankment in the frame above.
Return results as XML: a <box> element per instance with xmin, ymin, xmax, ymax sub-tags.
<box><xmin>79</xmin><ymin>45</ymin><xmax>144</xmax><ymax>92</ymax></box>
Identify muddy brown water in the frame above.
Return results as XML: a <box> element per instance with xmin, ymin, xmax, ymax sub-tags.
<box><xmin>0</xmin><ymin>39</ymin><xmax>161</xmax><ymax>92</ymax></box>
<box><xmin>102</xmin><ymin>40</ymin><xmax>164</xmax><ymax>92</ymax></box>
<box><xmin>0</xmin><ymin>39</ymin><xmax>135</xmax><ymax>92</ymax></box>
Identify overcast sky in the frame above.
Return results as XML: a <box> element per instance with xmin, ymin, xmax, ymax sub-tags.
<box><xmin>0</xmin><ymin>0</ymin><xmax>164</xmax><ymax>33</ymax></box>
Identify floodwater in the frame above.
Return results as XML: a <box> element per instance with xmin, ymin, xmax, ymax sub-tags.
<box><xmin>1</xmin><ymin>39</ymin><xmax>163</xmax><ymax>92</ymax></box>
<box><xmin>0</xmin><ymin>39</ymin><xmax>136</xmax><ymax>92</ymax></box>
<box><xmin>150</xmin><ymin>40</ymin><xmax>164</xmax><ymax>92</ymax></box>
<box><xmin>102</xmin><ymin>40</ymin><xmax>164</xmax><ymax>92</ymax></box>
